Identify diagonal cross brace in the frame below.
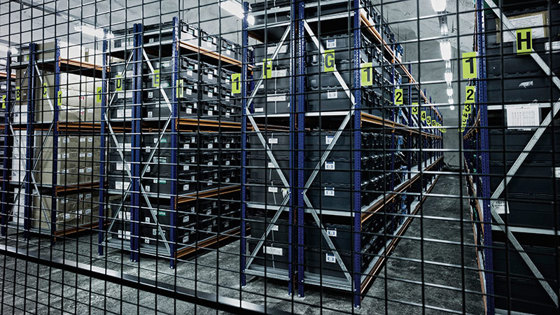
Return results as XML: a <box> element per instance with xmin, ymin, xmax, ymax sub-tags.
<box><xmin>483</xmin><ymin>0</ymin><xmax>560</xmax><ymax>307</ymax></box>
<box><xmin>298</xmin><ymin>22</ymin><xmax>359</xmax><ymax>284</ymax></box>
<box><xmin>244</xmin><ymin>26</ymin><xmax>294</xmax><ymax>271</ymax></box>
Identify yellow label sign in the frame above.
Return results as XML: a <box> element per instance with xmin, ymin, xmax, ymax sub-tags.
<box><xmin>176</xmin><ymin>80</ymin><xmax>184</xmax><ymax>98</ymax></box>
<box><xmin>516</xmin><ymin>28</ymin><xmax>532</xmax><ymax>54</ymax></box>
<box><xmin>43</xmin><ymin>83</ymin><xmax>48</xmax><ymax>97</ymax></box>
<box><xmin>394</xmin><ymin>89</ymin><xmax>403</xmax><ymax>105</ymax></box>
<box><xmin>57</xmin><ymin>90</ymin><xmax>62</xmax><ymax>106</ymax></box>
<box><xmin>1</xmin><ymin>95</ymin><xmax>6</xmax><ymax>109</ymax></box>
<box><xmin>231</xmin><ymin>73</ymin><xmax>241</xmax><ymax>94</ymax></box>
<box><xmin>465</xmin><ymin>86</ymin><xmax>475</xmax><ymax>104</ymax></box>
<box><xmin>462</xmin><ymin>52</ymin><xmax>477</xmax><ymax>79</ymax></box>
<box><xmin>15</xmin><ymin>86</ymin><xmax>20</xmax><ymax>101</ymax></box>
<box><xmin>263</xmin><ymin>58</ymin><xmax>272</xmax><ymax>79</ymax></box>
<box><xmin>361</xmin><ymin>63</ymin><xmax>373</xmax><ymax>86</ymax></box>
<box><xmin>153</xmin><ymin>69</ymin><xmax>160</xmax><ymax>88</ymax></box>
<box><xmin>411</xmin><ymin>102</ymin><xmax>418</xmax><ymax>115</ymax></box>
<box><xmin>115</xmin><ymin>75</ymin><xmax>123</xmax><ymax>91</ymax></box>
<box><xmin>426</xmin><ymin>115</ymin><xmax>431</xmax><ymax>125</ymax></box>
<box><xmin>323</xmin><ymin>50</ymin><xmax>335</xmax><ymax>72</ymax></box>
<box><xmin>96</xmin><ymin>87</ymin><xmax>102</xmax><ymax>104</ymax></box>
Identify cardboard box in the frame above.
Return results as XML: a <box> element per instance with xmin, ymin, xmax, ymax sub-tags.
<box><xmin>31</xmin><ymin>194</ymin><xmax>79</xmax><ymax>231</ymax></box>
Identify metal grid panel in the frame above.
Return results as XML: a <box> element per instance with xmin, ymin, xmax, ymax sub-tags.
<box><xmin>0</xmin><ymin>0</ymin><xmax>557</xmax><ymax>314</ymax></box>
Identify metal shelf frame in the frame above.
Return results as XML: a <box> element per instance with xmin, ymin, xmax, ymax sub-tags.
<box><xmin>0</xmin><ymin>51</ymin><xmax>13</xmax><ymax>236</ymax></box>
<box><xmin>1</xmin><ymin>40</ymin><xmax>103</xmax><ymax>241</ymax></box>
<box><xmin>98</xmin><ymin>17</ymin><xmax>243</xmax><ymax>268</ymax></box>
<box><xmin>240</xmin><ymin>0</ymin><xmax>444</xmax><ymax>307</ymax></box>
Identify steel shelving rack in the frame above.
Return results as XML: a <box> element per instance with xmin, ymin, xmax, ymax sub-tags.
<box><xmin>240</xmin><ymin>0</ymin><xmax>444</xmax><ymax>307</ymax></box>
<box><xmin>0</xmin><ymin>53</ymin><xmax>15</xmax><ymax>236</ymax></box>
<box><xmin>98</xmin><ymin>18</ymin><xmax>243</xmax><ymax>267</ymax></box>
<box><xmin>464</xmin><ymin>0</ymin><xmax>560</xmax><ymax>313</ymax></box>
<box><xmin>0</xmin><ymin>41</ymin><xmax>104</xmax><ymax>241</ymax></box>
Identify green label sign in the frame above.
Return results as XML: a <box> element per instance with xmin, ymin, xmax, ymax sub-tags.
<box><xmin>153</xmin><ymin>69</ymin><xmax>160</xmax><ymax>88</ymax></box>
<box><xmin>394</xmin><ymin>89</ymin><xmax>403</xmax><ymax>105</ymax></box>
<box><xmin>361</xmin><ymin>63</ymin><xmax>373</xmax><ymax>86</ymax></box>
<box><xmin>263</xmin><ymin>58</ymin><xmax>272</xmax><ymax>79</ymax></box>
<box><xmin>231</xmin><ymin>73</ymin><xmax>241</xmax><ymax>94</ymax></box>
<box><xmin>465</xmin><ymin>86</ymin><xmax>475</xmax><ymax>104</ymax></box>
<box><xmin>96</xmin><ymin>87</ymin><xmax>102</xmax><ymax>104</ymax></box>
<box><xmin>323</xmin><ymin>50</ymin><xmax>335</xmax><ymax>72</ymax></box>
<box><xmin>115</xmin><ymin>75</ymin><xmax>123</xmax><ymax>91</ymax></box>
<box><xmin>516</xmin><ymin>28</ymin><xmax>532</xmax><ymax>54</ymax></box>
<box><xmin>462</xmin><ymin>52</ymin><xmax>477</xmax><ymax>79</ymax></box>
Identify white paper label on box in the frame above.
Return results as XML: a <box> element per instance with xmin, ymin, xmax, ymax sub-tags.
<box><xmin>186</xmin><ymin>88</ymin><xmax>192</xmax><ymax>95</ymax></box>
<box><xmin>186</xmin><ymin>108</ymin><xmax>192</xmax><ymax>114</ymax></box>
<box><xmin>325</xmin><ymin>161</ymin><xmax>336</xmax><ymax>170</ymax></box>
<box><xmin>225</xmin><ymin>160</ymin><xmax>231</xmax><ymax>166</ymax></box>
<box><xmin>183</xmin><ymin>216</ymin><xmax>189</xmax><ymax>223</ymax></box>
<box><xmin>268</xmin><ymin>138</ymin><xmax>278</xmax><ymax>144</ymax></box>
<box><xmin>324</xmin><ymin>187</ymin><xmax>335</xmax><ymax>196</ymax></box>
<box><xmin>148</xmin><ymin>91</ymin><xmax>154</xmax><ymax>99</ymax></box>
<box><xmin>264</xmin><ymin>246</ymin><xmax>283</xmax><ymax>256</ymax></box>
<box><xmin>506</xmin><ymin>106</ymin><xmax>540</xmax><ymax>129</ymax></box>
<box><xmin>208</xmin><ymin>110</ymin><xmax>213</xmax><ymax>116</ymax></box>
<box><xmin>183</xmin><ymin>235</ymin><xmax>190</xmax><ymax>243</ymax></box>
<box><xmin>124</xmin><ymin>143</ymin><xmax>132</xmax><ymax>151</ymax></box>
<box><xmin>183</xmin><ymin>184</ymin><xmax>190</xmax><ymax>191</ymax></box>
<box><xmin>147</xmin><ymin>111</ymin><xmax>153</xmax><ymax>118</ymax></box>
<box><xmin>271</xmin><ymin>225</ymin><xmax>279</xmax><ymax>231</ymax></box>
<box><xmin>255</xmin><ymin>107</ymin><xmax>264</xmax><ymax>113</ymax></box>
<box><xmin>545</xmin><ymin>41</ymin><xmax>560</xmax><ymax>52</ymax></box>
<box><xmin>325</xmin><ymin>253</ymin><xmax>336</xmax><ymax>263</ymax></box>
<box><xmin>183</xmin><ymin>165</ymin><xmax>190</xmax><ymax>171</ymax></box>
<box><xmin>268</xmin><ymin>95</ymin><xmax>286</xmax><ymax>102</ymax></box>
<box><xmin>187</xmin><ymin>70</ymin><xmax>193</xmax><ymax>77</ymax></box>
<box><xmin>325</xmin><ymin>135</ymin><xmax>334</xmax><ymax>145</ymax></box>
<box><xmin>208</xmin><ymin>73</ymin><xmax>213</xmax><ymax>80</ymax></box>
<box><xmin>145</xmin><ymin>185</ymin><xmax>151</xmax><ymax>192</ymax></box>
<box><xmin>268</xmin><ymin>186</ymin><xmax>278</xmax><ymax>193</ymax></box>
<box><xmin>491</xmin><ymin>200</ymin><xmax>508</xmax><ymax>215</ymax></box>
<box><xmin>87</xmin><ymin>152</ymin><xmax>92</xmax><ymax>158</ymax></box>
<box><xmin>327</xmin><ymin>229</ymin><xmax>337</xmax><ymax>237</ymax></box>
<box><xmin>326</xmin><ymin>39</ymin><xmax>337</xmax><ymax>49</ymax></box>
<box><xmin>327</xmin><ymin>91</ymin><xmax>338</xmax><ymax>99</ymax></box>
<box><xmin>225</xmin><ymin>143</ymin><xmax>230</xmax><ymax>149</ymax></box>
<box><xmin>226</xmin><ymin>95</ymin><xmax>230</xmax><ymax>102</ymax></box>
<box><xmin>272</xmin><ymin>69</ymin><xmax>288</xmax><ymax>77</ymax></box>
<box><xmin>207</xmin><ymin>161</ymin><xmax>213</xmax><ymax>166</ymax></box>
<box><xmin>208</xmin><ymin>143</ymin><xmax>213</xmax><ymax>149</ymax></box>
<box><xmin>555</xmin><ymin>167</ymin><xmax>560</xmax><ymax>178</ymax></box>
<box><xmin>191</xmin><ymin>156</ymin><xmax>196</xmax><ymax>163</ymax></box>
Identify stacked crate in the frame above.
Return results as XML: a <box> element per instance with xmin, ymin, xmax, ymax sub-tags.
<box><xmin>104</xmin><ymin>20</ymin><xmax>241</xmax><ymax>258</ymax></box>
<box><xmin>6</xmin><ymin>41</ymin><xmax>104</xmax><ymax>235</ymax></box>
<box><xmin>481</xmin><ymin>2</ymin><xmax>560</xmax><ymax>313</ymax></box>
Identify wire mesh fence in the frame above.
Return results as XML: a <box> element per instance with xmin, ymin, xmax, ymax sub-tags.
<box><xmin>0</xmin><ymin>0</ymin><xmax>558</xmax><ymax>314</ymax></box>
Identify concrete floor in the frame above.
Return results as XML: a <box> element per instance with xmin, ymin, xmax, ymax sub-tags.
<box><xmin>0</xmin><ymin>174</ymin><xmax>484</xmax><ymax>314</ymax></box>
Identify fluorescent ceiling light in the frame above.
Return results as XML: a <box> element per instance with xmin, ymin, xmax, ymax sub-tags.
<box><xmin>446</xmin><ymin>87</ymin><xmax>453</xmax><ymax>97</ymax></box>
<box><xmin>440</xmin><ymin>23</ymin><xmax>448</xmax><ymax>36</ymax></box>
<box><xmin>0</xmin><ymin>45</ymin><xmax>18</xmax><ymax>54</ymax></box>
<box><xmin>75</xmin><ymin>24</ymin><xmax>114</xmax><ymax>39</ymax></box>
<box><xmin>431</xmin><ymin>0</ymin><xmax>447</xmax><ymax>13</ymax></box>
<box><xmin>444</xmin><ymin>70</ymin><xmax>452</xmax><ymax>83</ymax></box>
<box><xmin>220</xmin><ymin>0</ymin><xmax>254</xmax><ymax>25</ymax></box>
<box><xmin>440</xmin><ymin>40</ymin><xmax>451</xmax><ymax>61</ymax></box>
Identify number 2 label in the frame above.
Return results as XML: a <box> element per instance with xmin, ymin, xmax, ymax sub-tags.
<box><xmin>394</xmin><ymin>89</ymin><xmax>403</xmax><ymax>105</ymax></box>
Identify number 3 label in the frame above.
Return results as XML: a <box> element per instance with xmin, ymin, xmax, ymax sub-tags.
<box><xmin>394</xmin><ymin>89</ymin><xmax>403</xmax><ymax>105</ymax></box>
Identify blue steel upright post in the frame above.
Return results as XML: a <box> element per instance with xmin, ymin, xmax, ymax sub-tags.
<box><xmin>352</xmin><ymin>0</ymin><xmax>362</xmax><ymax>307</ymax></box>
<box><xmin>169</xmin><ymin>16</ymin><xmax>180</xmax><ymax>268</ymax></box>
<box><xmin>130</xmin><ymin>24</ymin><xmax>142</xmax><ymax>262</ymax></box>
<box><xmin>1</xmin><ymin>51</ymin><xmax>12</xmax><ymax>236</ymax></box>
<box><xmin>50</xmin><ymin>40</ymin><xmax>61</xmax><ymax>242</ymax></box>
<box><xmin>24</xmin><ymin>43</ymin><xmax>37</xmax><ymax>238</ymax></box>
<box><xmin>240</xmin><ymin>2</ymin><xmax>249</xmax><ymax>286</ymax></box>
<box><xmin>476</xmin><ymin>0</ymin><xmax>494</xmax><ymax>312</ymax></box>
<box><xmin>296</xmin><ymin>0</ymin><xmax>306</xmax><ymax>298</ymax></box>
<box><xmin>98</xmin><ymin>35</ymin><xmax>108</xmax><ymax>256</ymax></box>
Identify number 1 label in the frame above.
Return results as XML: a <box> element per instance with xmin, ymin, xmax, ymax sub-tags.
<box><xmin>462</xmin><ymin>52</ymin><xmax>477</xmax><ymax>79</ymax></box>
